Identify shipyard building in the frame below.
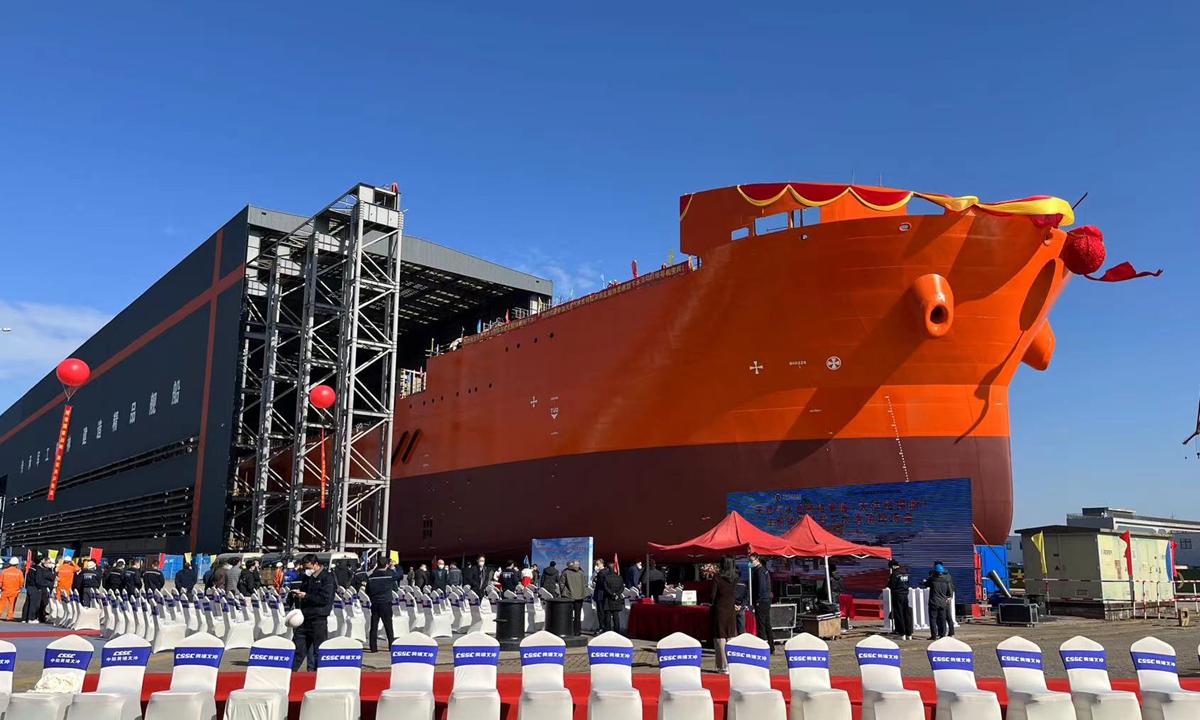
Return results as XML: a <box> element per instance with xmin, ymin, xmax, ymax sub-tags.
<box><xmin>0</xmin><ymin>184</ymin><xmax>551</xmax><ymax>557</ymax></box>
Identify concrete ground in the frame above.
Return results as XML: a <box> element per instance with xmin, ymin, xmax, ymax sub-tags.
<box><xmin>5</xmin><ymin>614</ymin><xmax>1199</xmax><ymax>690</ymax></box>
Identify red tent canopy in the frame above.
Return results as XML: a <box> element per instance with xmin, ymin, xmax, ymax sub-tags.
<box><xmin>782</xmin><ymin>515</ymin><xmax>893</xmax><ymax>559</ymax></box>
<box><xmin>647</xmin><ymin>511</ymin><xmax>802</xmax><ymax>560</ymax></box>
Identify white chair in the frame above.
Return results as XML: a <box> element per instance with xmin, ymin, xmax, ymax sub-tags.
<box><xmin>375</xmin><ymin>632</ymin><xmax>437</xmax><ymax>720</ymax></box>
<box><xmin>784</xmin><ymin>633</ymin><xmax>850</xmax><ymax>720</ymax></box>
<box><xmin>153</xmin><ymin>601</ymin><xmax>188</xmax><ymax>654</ymax></box>
<box><xmin>1058</xmin><ymin>636</ymin><xmax>1142</xmax><ymax>720</ymax></box>
<box><xmin>0</xmin><ymin>640</ymin><xmax>16</xmax><ymax>719</ymax></box>
<box><xmin>447</xmin><ymin>632</ymin><xmax>501</xmax><ymax>720</ymax></box>
<box><xmin>587</xmin><ymin>632</ymin><xmax>640</xmax><ymax>720</ymax></box>
<box><xmin>6</xmin><ymin>634</ymin><xmax>95</xmax><ymax>720</ymax></box>
<box><xmin>222</xmin><ymin>636</ymin><xmax>295</xmax><ymax>720</ymax></box>
<box><xmin>298</xmin><ymin>637</ymin><xmax>362</xmax><ymax>720</ymax></box>
<box><xmin>1132</xmin><ymin>638</ymin><xmax>1200</xmax><ymax>720</ymax></box>
<box><xmin>143</xmin><ymin>632</ymin><xmax>225</xmax><ymax>720</ymax></box>
<box><xmin>519</xmin><ymin>630</ymin><xmax>572</xmax><ymax>720</ymax></box>
<box><xmin>74</xmin><ymin>593</ymin><xmax>103</xmax><ymax>633</ymax></box>
<box><xmin>855</xmin><ymin>635</ymin><xmax>924</xmax><ymax>720</ymax></box>
<box><xmin>926</xmin><ymin>637</ymin><xmax>1001</xmax><ymax>720</ymax></box>
<box><xmin>996</xmin><ymin>636</ymin><xmax>1075</xmax><ymax>720</ymax></box>
<box><xmin>66</xmin><ymin>633</ymin><xmax>152</xmax><ymax>720</ymax></box>
<box><xmin>222</xmin><ymin>600</ymin><xmax>256</xmax><ymax>651</ymax></box>
<box><xmin>656</xmin><ymin>632</ymin><xmax>713</xmax><ymax>720</ymax></box>
<box><xmin>422</xmin><ymin>595</ymin><xmax>453</xmax><ymax>639</ymax></box>
<box><xmin>725</xmin><ymin>633</ymin><xmax>784</xmax><ymax>720</ymax></box>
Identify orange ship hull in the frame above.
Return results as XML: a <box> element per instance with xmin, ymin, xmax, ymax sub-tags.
<box><xmin>383</xmin><ymin>184</ymin><xmax>1076</xmax><ymax>559</ymax></box>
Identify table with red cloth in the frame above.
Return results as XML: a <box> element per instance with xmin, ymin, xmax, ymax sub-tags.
<box><xmin>626</xmin><ymin>601</ymin><xmax>756</xmax><ymax>642</ymax></box>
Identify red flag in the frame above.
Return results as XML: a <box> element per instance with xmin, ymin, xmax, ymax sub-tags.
<box><xmin>89</xmin><ymin>547</ymin><xmax>103</xmax><ymax>564</ymax></box>
<box><xmin>613</xmin><ymin>553</ymin><xmax>619</xmax><ymax>575</ymax></box>
<box><xmin>505</xmin><ymin>309</ymin><xmax>510</xmax><ymax>325</ymax></box>
<box><xmin>1121</xmin><ymin>531</ymin><xmax>1133</xmax><ymax>575</ymax></box>
<box><xmin>48</xmin><ymin>405</ymin><xmax>73</xmax><ymax>501</ymax></box>
<box><xmin>1086</xmin><ymin>262</ymin><xmax>1163</xmax><ymax>283</ymax></box>
<box><xmin>158</xmin><ymin>553</ymin><xmax>166</xmax><ymax>570</ymax></box>
<box><xmin>631</xmin><ymin>260</ymin><xmax>639</xmax><ymax>279</ymax></box>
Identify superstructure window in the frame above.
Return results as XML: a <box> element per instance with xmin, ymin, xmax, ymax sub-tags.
<box><xmin>422</xmin><ymin>515</ymin><xmax>433</xmax><ymax>540</ymax></box>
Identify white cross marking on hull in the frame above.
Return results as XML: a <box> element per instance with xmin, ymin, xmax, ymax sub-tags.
<box><xmin>530</xmin><ymin>396</ymin><xmax>538</xmax><ymax>408</ymax></box>
<box><xmin>749</xmin><ymin>361</ymin><xmax>763</xmax><ymax>375</ymax></box>
<box><xmin>826</xmin><ymin>356</ymin><xmax>842</xmax><ymax>371</ymax></box>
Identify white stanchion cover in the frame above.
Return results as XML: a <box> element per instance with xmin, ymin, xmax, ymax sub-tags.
<box><xmin>725</xmin><ymin>633</ymin><xmax>784</xmax><ymax>720</ymax></box>
<box><xmin>376</xmin><ymin>632</ymin><xmax>438</xmax><ymax>720</ymax></box>
<box><xmin>0</xmin><ymin>639</ymin><xmax>14</xmax><ymax>719</ymax></box>
<box><xmin>66</xmin><ymin>633</ymin><xmax>152</xmax><ymax>720</ymax></box>
<box><xmin>223</xmin><ymin>636</ymin><xmax>296</xmax><ymax>720</ymax></box>
<box><xmin>447</xmin><ymin>633</ymin><xmax>500</xmax><ymax>720</ymax></box>
<box><xmin>656</xmin><ymin>632</ymin><xmax>713</xmax><ymax>720</ymax></box>
<box><xmin>784</xmin><ymin>633</ymin><xmax>851</xmax><ymax>720</ymax></box>
<box><xmin>588</xmin><ymin>631</ymin><xmax>641</xmax><ymax>720</ymax></box>
<box><xmin>298</xmin><ymin>636</ymin><xmax>363</xmax><ymax>720</ymax></box>
<box><xmin>6</xmin><ymin>634</ymin><xmax>95</xmax><ymax>720</ymax></box>
<box><xmin>519</xmin><ymin>630</ymin><xmax>571</xmax><ymax>720</ymax></box>
<box><xmin>1130</xmin><ymin>637</ymin><xmax>1200</xmax><ymax>720</ymax></box>
<box><xmin>855</xmin><ymin>635</ymin><xmax>923</xmax><ymax>720</ymax></box>
<box><xmin>995</xmin><ymin>636</ymin><xmax>1074</xmax><ymax>720</ymax></box>
<box><xmin>1058</xmin><ymin>636</ymin><xmax>1142</xmax><ymax>720</ymax></box>
<box><xmin>926</xmin><ymin>637</ymin><xmax>1001</xmax><ymax>720</ymax></box>
<box><xmin>143</xmin><ymin>631</ymin><xmax>225</xmax><ymax>720</ymax></box>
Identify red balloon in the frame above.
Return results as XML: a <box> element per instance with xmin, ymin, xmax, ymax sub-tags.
<box><xmin>310</xmin><ymin>385</ymin><xmax>336</xmax><ymax>410</ymax></box>
<box><xmin>56</xmin><ymin>359</ymin><xmax>91</xmax><ymax>388</ymax></box>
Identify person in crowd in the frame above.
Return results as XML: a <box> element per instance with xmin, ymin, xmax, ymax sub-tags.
<box><xmin>734</xmin><ymin>577</ymin><xmax>748</xmax><ymax>635</ymax></box>
<box><xmin>103</xmin><ymin>560</ymin><xmax>126</xmax><ymax>592</ymax></box>
<box><xmin>558</xmin><ymin>560</ymin><xmax>588</xmax><ymax>635</ymax></box>
<box><xmin>142</xmin><ymin>559</ymin><xmax>165</xmax><ymax>592</ymax></box>
<box><xmin>174</xmin><ymin>560</ymin><xmax>197</xmax><ymax>594</ymax></box>
<box><xmin>520</xmin><ymin>563</ymin><xmax>533</xmax><ymax>587</ymax></box>
<box><xmin>283</xmin><ymin>562</ymin><xmax>298</xmax><ymax>588</ymax></box>
<box><xmin>412</xmin><ymin>562</ymin><xmax>430</xmax><ymax>590</ymax></box>
<box><xmin>333</xmin><ymin>559</ymin><xmax>354</xmax><ymax>589</ymax></box>
<box><xmin>352</xmin><ymin>561</ymin><xmax>371</xmax><ymax>592</ymax></box>
<box><xmin>56</xmin><ymin>558</ymin><xmax>78</xmax><ymax>601</ymax></box>
<box><xmin>290</xmin><ymin>553</ymin><xmax>336</xmax><ymax>671</ymax></box>
<box><xmin>828</xmin><ymin>562</ymin><xmax>851</xmax><ymax>629</ymax></box>
<box><xmin>592</xmin><ymin>559</ymin><xmax>609</xmax><ymax>631</ymax></box>
<box><xmin>922</xmin><ymin>561</ymin><xmax>956</xmax><ymax>640</ymax></box>
<box><xmin>366</xmin><ymin>557</ymin><xmax>396</xmax><ymax>653</ymax></box>
<box><xmin>749</xmin><ymin>553</ymin><xmax>774</xmax><ymax>652</ymax></box>
<box><xmin>642</xmin><ymin>558</ymin><xmax>666</xmax><ymax>598</ymax></box>
<box><xmin>500</xmin><ymin>560</ymin><xmax>521</xmax><ymax>593</ymax></box>
<box><xmin>447</xmin><ymin>561</ymin><xmax>463</xmax><ymax>587</ymax></box>
<box><xmin>0</xmin><ymin>558</ymin><xmax>22</xmax><ymax>620</ymax></box>
<box><xmin>625</xmin><ymin>560</ymin><xmax>644</xmax><ymax>590</ymax></box>
<box><xmin>224</xmin><ymin>558</ymin><xmax>243</xmax><ymax>594</ymax></box>
<box><xmin>711</xmin><ymin>556</ymin><xmax>739</xmax><ymax>673</ymax></box>
<box><xmin>74</xmin><ymin>559</ymin><xmax>102</xmax><ymax>606</ymax></box>
<box><xmin>531</xmin><ymin>564</ymin><xmax>540</xmax><ymax>588</ymax></box>
<box><xmin>601</xmin><ymin>559</ymin><xmax>625</xmax><ymax>634</ymax></box>
<box><xmin>203</xmin><ymin>561</ymin><xmax>217</xmax><ymax>591</ymax></box>
<box><xmin>539</xmin><ymin>561</ymin><xmax>560</xmax><ymax>596</ymax></box>
<box><xmin>273</xmin><ymin>562</ymin><xmax>285</xmax><ymax>593</ymax></box>
<box><xmin>122</xmin><ymin>558</ymin><xmax>144</xmax><ymax>595</ymax></box>
<box><xmin>238</xmin><ymin>559</ymin><xmax>261</xmax><ymax>595</ymax></box>
<box><xmin>464</xmin><ymin>556</ymin><xmax>490</xmax><ymax>595</ymax></box>
<box><xmin>886</xmin><ymin>559</ymin><xmax>913</xmax><ymax>641</ymax></box>
<box><xmin>433</xmin><ymin>559</ymin><xmax>449</xmax><ymax>592</ymax></box>
<box><xmin>33</xmin><ymin>556</ymin><xmax>56</xmax><ymax>622</ymax></box>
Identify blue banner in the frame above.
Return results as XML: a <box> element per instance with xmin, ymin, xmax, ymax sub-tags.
<box><xmin>658</xmin><ymin>648</ymin><xmax>702</xmax><ymax>668</ymax></box>
<box><xmin>726</xmin><ymin>645</ymin><xmax>770</xmax><ymax>668</ymax></box>
<box><xmin>1060</xmin><ymin>650</ymin><xmax>1106</xmax><ymax>671</ymax></box>
<box><xmin>102</xmin><ymin>646</ymin><xmax>151</xmax><ymax>667</ymax></box>
<box><xmin>786</xmin><ymin>650</ymin><xmax>829</xmax><ymax>669</ymax></box>
<box><xmin>318</xmin><ymin>649</ymin><xmax>363</xmax><ymax>668</ymax></box>
<box><xmin>45</xmin><ymin>648</ymin><xmax>93</xmax><ymax>670</ymax></box>
<box><xmin>997</xmin><ymin>650</ymin><xmax>1042</xmax><ymax>670</ymax></box>
<box><xmin>855</xmin><ymin>648</ymin><xmax>901</xmax><ymax>667</ymax></box>
<box><xmin>729</xmin><ymin>477</ymin><xmax>974</xmax><ymax>598</ymax></box>
<box><xmin>1132</xmin><ymin>652</ymin><xmax>1177</xmax><ymax>673</ymax></box>
<box><xmin>454</xmin><ymin>647</ymin><xmax>500</xmax><ymax>666</ymax></box>
<box><xmin>531</xmin><ymin>537</ymin><xmax>593</xmax><ymax>576</ymax></box>
<box><xmin>248</xmin><ymin>649</ymin><xmax>295</xmax><ymax>669</ymax></box>
<box><xmin>175</xmin><ymin>648</ymin><xmax>224</xmax><ymax>668</ymax></box>
<box><xmin>392</xmin><ymin>645</ymin><xmax>438</xmax><ymax>665</ymax></box>
<box><xmin>589</xmin><ymin>647</ymin><xmax>634</xmax><ymax>666</ymax></box>
<box><xmin>521</xmin><ymin>646</ymin><xmax>566</xmax><ymax>666</ymax></box>
<box><xmin>928</xmin><ymin>651</ymin><xmax>973</xmax><ymax>672</ymax></box>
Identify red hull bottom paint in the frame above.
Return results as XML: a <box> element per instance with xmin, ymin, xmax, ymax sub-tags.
<box><xmin>392</xmin><ymin>436</ymin><xmax>1011</xmax><ymax>559</ymax></box>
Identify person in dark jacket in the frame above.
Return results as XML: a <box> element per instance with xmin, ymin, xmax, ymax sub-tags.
<box><xmin>447</xmin><ymin>562</ymin><xmax>463</xmax><ymax>587</ymax></box>
<box><xmin>463</xmin><ymin>556</ymin><xmax>490</xmax><ymax>595</ymax></box>
<box><xmin>103</xmin><ymin>560</ymin><xmax>126</xmax><ymax>592</ymax></box>
<box><xmin>733</xmin><ymin>580</ymin><xmax>748</xmax><ymax>635</ymax></box>
<box><xmin>290</xmin><ymin>553</ymin><xmax>336</xmax><ymax>671</ymax></box>
<box><xmin>711</xmin><ymin>556</ymin><xmax>739</xmax><ymax>673</ymax></box>
<box><xmin>591</xmin><ymin>559</ymin><xmax>609</xmax><ymax>631</ymax></box>
<box><xmin>921</xmin><ymin>561</ymin><xmax>956</xmax><ymax>640</ymax></box>
<box><xmin>333</xmin><ymin>560</ymin><xmax>354</xmax><ymax>589</ymax></box>
<box><xmin>34</xmin><ymin>557</ymin><xmax>56</xmax><ymax>622</ymax></box>
<box><xmin>238</xmin><ymin>560</ymin><xmax>261</xmax><ymax>596</ymax></box>
<box><xmin>352</xmin><ymin>563</ymin><xmax>370</xmax><ymax>592</ymax></box>
<box><xmin>828</xmin><ymin>562</ymin><xmax>851</xmax><ymax>629</ymax></box>
<box><xmin>499</xmin><ymin>561</ymin><xmax>521</xmax><ymax>593</ymax></box>
<box><xmin>886</xmin><ymin>559</ymin><xmax>913</xmax><ymax>640</ymax></box>
<box><xmin>601</xmin><ymin>560</ymin><xmax>625</xmax><ymax>634</ymax></box>
<box><xmin>749</xmin><ymin>553</ymin><xmax>774</xmax><ymax>651</ymax></box>
<box><xmin>366</xmin><ymin>558</ymin><xmax>397</xmax><ymax>653</ymax></box>
<box><xmin>624</xmin><ymin>560</ymin><xmax>644</xmax><ymax>590</ymax></box>
<box><xmin>174</xmin><ymin>561</ymin><xmax>198</xmax><ymax>595</ymax></box>
<box><xmin>539</xmin><ymin>561</ymin><xmax>560</xmax><ymax>597</ymax></box>
<box><xmin>73</xmin><ymin>559</ymin><xmax>102</xmax><ymax>606</ymax></box>
<box><xmin>433</xmin><ymin>559</ymin><xmax>449</xmax><ymax>592</ymax></box>
<box><xmin>558</xmin><ymin>561</ymin><xmax>588</xmax><ymax>635</ymax></box>
<box><xmin>142</xmin><ymin>560</ymin><xmax>165</xmax><ymax>593</ymax></box>
<box><xmin>642</xmin><ymin>558</ymin><xmax>666</xmax><ymax>598</ymax></box>
<box><xmin>123</xmin><ymin>559</ymin><xmax>143</xmax><ymax>595</ymax></box>
<box><xmin>411</xmin><ymin>563</ymin><xmax>430</xmax><ymax>590</ymax></box>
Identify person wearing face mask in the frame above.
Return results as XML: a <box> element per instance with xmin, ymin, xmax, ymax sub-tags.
<box><xmin>290</xmin><ymin>554</ymin><xmax>336</xmax><ymax>671</ymax></box>
<box><xmin>74</xmin><ymin>559</ymin><xmax>102</xmax><ymax>607</ymax></box>
<box><xmin>433</xmin><ymin>559</ymin><xmax>449</xmax><ymax>592</ymax></box>
<box><xmin>464</xmin><ymin>555</ymin><xmax>491</xmax><ymax>596</ymax></box>
<box><xmin>447</xmin><ymin>562</ymin><xmax>463</xmax><ymax>587</ymax></box>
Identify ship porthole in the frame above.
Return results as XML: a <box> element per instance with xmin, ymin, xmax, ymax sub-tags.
<box><xmin>549</xmin><ymin>332</ymin><xmax>555</xmax><ymax>339</ymax></box>
<box><xmin>456</xmin><ymin>391</ymin><xmax>460</xmax><ymax>397</ymax></box>
<box><xmin>488</xmin><ymin>383</ymin><xmax>493</xmax><ymax>388</ymax></box>
<box><xmin>900</xmin><ymin>223</ymin><xmax>912</xmax><ymax>231</ymax></box>
<box><xmin>516</xmin><ymin>343</ymin><xmax>521</xmax><ymax>349</ymax></box>
<box><xmin>534</xmin><ymin>337</ymin><xmax>538</xmax><ymax>343</ymax></box>
<box><xmin>801</xmin><ymin>234</ymin><xmax>809</xmax><ymax>240</ymax></box>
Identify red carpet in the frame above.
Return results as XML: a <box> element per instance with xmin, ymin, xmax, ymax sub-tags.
<box><xmin>0</xmin><ymin>629</ymin><xmax>101</xmax><ymax>638</ymax></box>
<box><xmin>83</xmin><ymin>672</ymin><xmax>1200</xmax><ymax>720</ymax></box>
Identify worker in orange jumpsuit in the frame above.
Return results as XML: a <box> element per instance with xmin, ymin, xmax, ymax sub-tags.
<box><xmin>56</xmin><ymin>558</ymin><xmax>78</xmax><ymax>601</ymax></box>
<box><xmin>0</xmin><ymin>558</ymin><xmax>23</xmax><ymax>621</ymax></box>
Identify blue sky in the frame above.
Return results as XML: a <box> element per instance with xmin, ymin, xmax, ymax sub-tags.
<box><xmin>0</xmin><ymin>2</ymin><xmax>1196</xmax><ymax>529</ymax></box>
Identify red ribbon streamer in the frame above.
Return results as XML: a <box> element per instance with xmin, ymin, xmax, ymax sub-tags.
<box><xmin>48</xmin><ymin>404</ymin><xmax>72</xmax><ymax>501</ymax></box>
<box><xmin>1085</xmin><ymin>262</ymin><xmax>1163</xmax><ymax>283</ymax></box>
<box><xmin>320</xmin><ymin>427</ymin><xmax>327</xmax><ymax>509</ymax></box>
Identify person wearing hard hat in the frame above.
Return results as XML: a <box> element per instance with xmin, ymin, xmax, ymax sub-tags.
<box><xmin>0</xmin><ymin>559</ymin><xmax>22</xmax><ymax>621</ymax></box>
<box><xmin>273</xmin><ymin>562</ymin><xmax>284</xmax><ymax>593</ymax></box>
<box><xmin>56</xmin><ymin>558</ymin><xmax>78</xmax><ymax>600</ymax></box>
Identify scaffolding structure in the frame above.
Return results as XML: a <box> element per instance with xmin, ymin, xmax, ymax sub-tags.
<box><xmin>228</xmin><ymin>184</ymin><xmax>403</xmax><ymax>555</ymax></box>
